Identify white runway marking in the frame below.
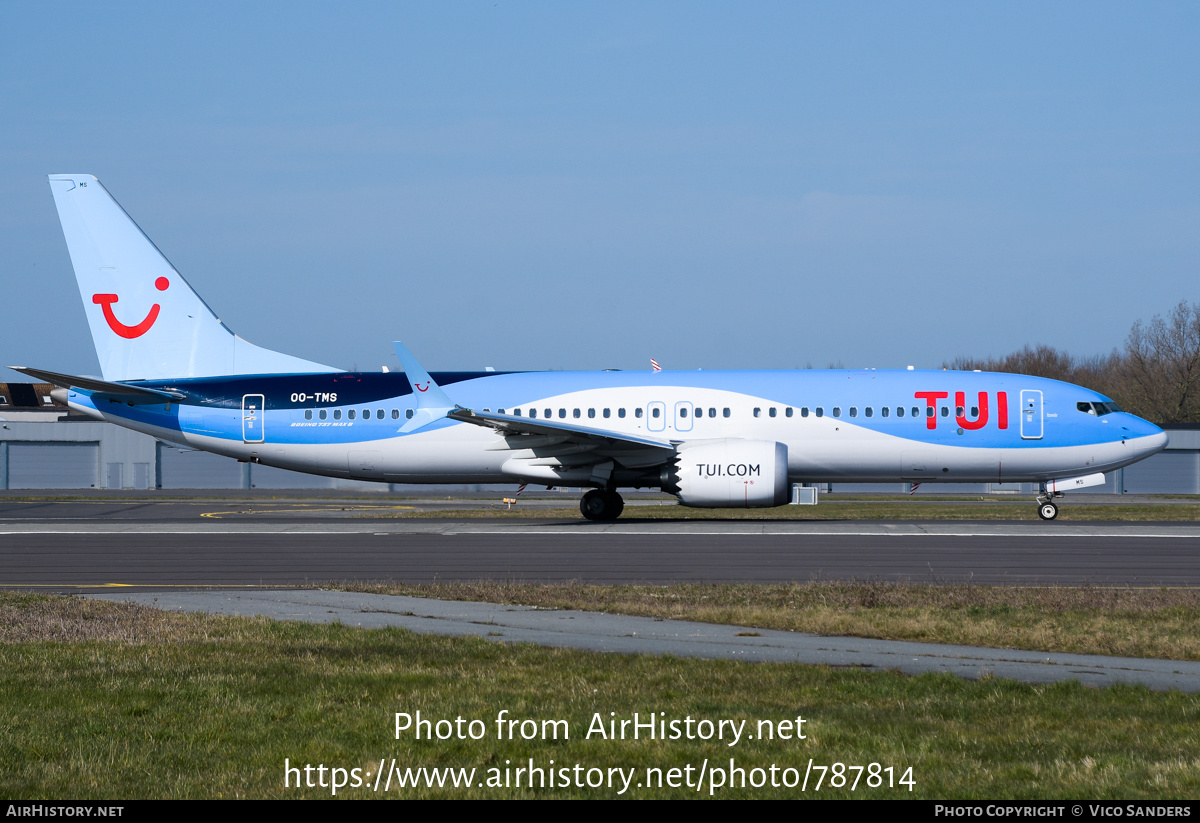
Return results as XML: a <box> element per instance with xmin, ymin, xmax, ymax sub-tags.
<box><xmin>3</xmin><ymin>521</ymin><xmax>1200</xmax><ymax>538</ymax></box>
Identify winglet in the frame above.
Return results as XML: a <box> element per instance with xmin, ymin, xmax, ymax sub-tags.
<box><xmin>392</xmin><ymin>342</ymin><xmax>454</xmax><ymax>432</ymax></box>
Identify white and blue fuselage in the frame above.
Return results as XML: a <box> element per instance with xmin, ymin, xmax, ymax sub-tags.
<box><xmin>64</xmin><ymin>367</ymin><xmax>1166</xmax><ymax>487</ymax></box>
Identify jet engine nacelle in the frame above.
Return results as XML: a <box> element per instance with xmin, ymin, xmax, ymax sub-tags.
<box><xmin>663</xmin><ymin>439</ymin><xmax>789</xmax><ymax>508</ymax></box>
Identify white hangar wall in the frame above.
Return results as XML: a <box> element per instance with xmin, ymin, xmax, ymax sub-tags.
<box><xmin>1</xmin><ymin>414</ymin><xmax>1198</xmax><ymax>494</ymax></box>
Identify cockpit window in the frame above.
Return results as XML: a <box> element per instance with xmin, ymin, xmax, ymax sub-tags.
<box><xmin>1077</xmin><ymin>401</ymin><xmax>1123</xmax><ymax>416</ymax></box>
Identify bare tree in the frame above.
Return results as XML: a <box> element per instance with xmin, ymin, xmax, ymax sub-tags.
<box><xmin>944</xmin><ymin>299</ymin><xmax>1200</xmax><ymax>423</ymax></box>
<box><xmin>946</xmin><ymin>345</ymin><xmax>1083</xmax><ymax>384</ymax></box>
<box><xmin>1116</xmin><ymin>300</ymin><xmax>1200</xmax><ymax>423</ymax></box>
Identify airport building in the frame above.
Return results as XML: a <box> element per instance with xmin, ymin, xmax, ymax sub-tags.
<box><xmin>0</xmin><ymin>383</ymin><xmax>382</xmax><ymax>491</ymax></box>
<box><xmin>2</xmin><ymin>382</ymin><xmax>1197</xmax><ymax>494</ymax></box>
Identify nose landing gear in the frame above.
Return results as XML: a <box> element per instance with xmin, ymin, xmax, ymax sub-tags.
<box><xmin>1036</xmin><ymin>484</ymin><xmax>1063</xmax><ymax>520</ymax></box>
<box><xmin>580</xmin><ymin>489</ymin><xmax>625</xmax><ymax>521</ymax></box>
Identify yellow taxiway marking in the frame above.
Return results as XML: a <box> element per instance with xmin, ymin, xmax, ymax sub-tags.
<box><xmin>200</xmin><ymin>504</ymin><xmax>416</xmax><ymax>519</ymax></box>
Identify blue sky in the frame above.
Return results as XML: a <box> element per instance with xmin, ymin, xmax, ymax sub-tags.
<box><xmin>2</xmin><ymin>2</ymin><xmax>1198</xmax><ymax>380</ymax></box>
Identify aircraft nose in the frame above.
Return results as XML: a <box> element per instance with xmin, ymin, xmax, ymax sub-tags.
<box><xmin>1129</xmin><ymin>419</ymin><xmax>1168</xmax><ymax>455</ymax></box>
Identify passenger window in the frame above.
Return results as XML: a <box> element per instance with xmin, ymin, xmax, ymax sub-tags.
<box><xmin>305</xmin><ymin>409</ymin><xmax>312</xmax><ymax>420</ymax></box>
<box><xmin>319</xmin><ymin>409</ymin><xmax>327</xmax><ymax>420</ymax></box>
<box><xmin>392</xmin><ymin>409</ymin><xmax>399</xmax><ymax>419</ymax></box>
<box><xmin>618</xmin><ymin>408</ymin><xmax>626</xmax><ymax>418</ymax></box>
<box><xmin>545</xmin><ymin>409</ymin><xmax>551</xmax><ymax>418</ymax></box>
<box><xmin>603</xmin><ymin>408</ymin><xmax>611</xmax><ymax>418</ymax></box>
<box><xmin>971</xmin><ymin>406</ymin><xmax>979</xmax><ymax>417</ymax></box>
<box><xmin>925</xmin><ymin>407</ymin><xmax>934</xmax><ymax>418</ymax></box>
<box><xmin>348</xmin><ymin>409</ymin><xmax>356</xmax><ymax>420</ymax></box>
<box><xmin>709</xmin><ymin>407</ymin><xmax>717</xmax><ymax>418</ymax></box>
<box><xmin>573</xmin><ymin>408</ymin><xmax>581</xmax><ymax>418</ymax></box>
<box><xmin>865</xmin><ymin>407</ymin><xmax>873</xmax><ymax>418</ymax></box>
<box><xmin>559</xmin><ymin>409</ymin><xmax>566</xmax><ymax>418</ymax></box>
<box><xmin>769</xmin><ymin>407</ymin><xmax>777</xmax><ymax>418</ymax></box>
<box><xmin>652</xmin><ymin>407</ymin><xmax>660</xmax><ymax>418</ymax></box>
<box><xmin>815</xmin><ymin>407</ymin><xmax>824</xmax><ymax>417</ymax></box>
<box><xmin>849</xmin><ymin>407</ymin><xmax>857</xmax><ymax>418</ymax></box>
<box><xmin>941</xmin><ymin>407</ymin><xmax>949</xmax><ymax>417</ymax></box>
<box><xmin>588</xmin><ymin>408</ymin><xmax>595</xmax><ymax>418</ymax></box>
<box><xmin>785</xmin><ymin>407</ymin><xmax>793</xmax><ymax>418</ymax></box>
<box><xmin>334</xmin><ymin>409</ymin><xmax>342</xmax><ymax>420</ymax></box>
<box><xmin>635</xmin><ymin>408</ymin><xmax>643</xmax><ymax>418</ymax></box>
<box><xmin>377</xmin><ymin>409</ymin><xmax>385</xmax><ymax>419</ymax></box>
<box><xmin>362</xmin><ymin>409</ymin><xmax>369</xmax><ymax>419</ymax></box>
<box><xmin>406</xmin><ymin>408</ymin><xmax>414</xmax><ymax>419</ymax></box>
<box><xmin>881</xmin><ymin>407</ymin><xmax>889</xmax><ymax>418</ymax></box>
<box><xmin>833</xmin><ymin>407</ymin><xmax>841</xmax><ymax>418</ymax></box>
<box><xmin>681</xmin><ymin>407</ymin><xmax>689</xmax><ymax>418</ymax></box>
<box><xmin>896</xmin><ymin>407</ymin><xmax>903</xmax><ymax>417</ymax></box>
<box><xmin>955</xmin><ymin>406</ymin><xmax>964</xmax><ymax>417</ymax></box>
<box><xmin>753</xmin><ymin>408</ymin><xmax>761</xmax><ymax>418</ymax></box>
<box><xmin>801</xmin><ymin>407</ymin><xmax>809</xmax><ymax>418</ymax></box>
<box><xmin>723</xmin><ymin>408</ymin><xmax>730</xmax><ymax>418</ymax></box>
<box><xmin>529</xmin><ymin>408</ymin><xmax>537</xmax><ymax>418</ymax></box>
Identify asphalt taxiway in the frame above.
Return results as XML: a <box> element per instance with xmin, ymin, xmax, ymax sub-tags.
<box><xmin>0</xmin><ymin>496</ymin><xmax>1197</xmax><ymax>590</ymax></box>
<box><xmin>88</xmin><ymin>588</ymin><xmax>1200</xmax><ymax>693</ymax></box>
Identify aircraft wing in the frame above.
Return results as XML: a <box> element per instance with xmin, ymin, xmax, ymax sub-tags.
<box><xmin>447</xmin><ymin>407</ymin><xmax>676</xmax><ymax>469</ymax></box>
<box><xmin>8</xmin><ymin>366</ymin><xmax>185</xmax><ymax>403</ymax></box>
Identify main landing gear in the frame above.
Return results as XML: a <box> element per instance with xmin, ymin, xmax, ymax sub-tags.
<box><xmin>580</xmin><ymin>489</ymin><xmax>625</xmax><ymax>521</ymax></box>
<box><xmin>1036</xmin><ymin>484</ymin><xmax>1063</xmax><ymax>521</ymax></box>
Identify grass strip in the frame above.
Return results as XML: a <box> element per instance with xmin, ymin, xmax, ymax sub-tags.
<box><xmin>1</xmin><ymin>592</ymin><xmax>1198</xmax><ymax>799</ymax></box>
<box><xmin>344</xmin><ymin>582</ymin><xmax>1200</xmax><ymax>662</ymax></box>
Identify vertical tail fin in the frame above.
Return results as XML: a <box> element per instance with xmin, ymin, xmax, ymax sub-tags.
<box><xmin>47</xmin><ymin>174</ymin><xmax>337</xmax><ymax>381</ymax></box>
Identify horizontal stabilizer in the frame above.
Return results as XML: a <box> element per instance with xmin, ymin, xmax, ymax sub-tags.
<box><xmin>8</xmin><ymin>366</ymin><xmax>184</xmax><ymax>403</ymax></box>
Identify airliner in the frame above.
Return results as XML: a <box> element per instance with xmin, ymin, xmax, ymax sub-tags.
<box><xmin>12</xmin><ymin>174</ymin><xmax>1168</xmax><ymax>521</ymax></box>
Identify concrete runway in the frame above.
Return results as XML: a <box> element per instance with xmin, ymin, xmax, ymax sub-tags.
<box><xmin>0</xmin><ymin>497</ymin><xmax>1198</xmax><ymax>590</ymax></box>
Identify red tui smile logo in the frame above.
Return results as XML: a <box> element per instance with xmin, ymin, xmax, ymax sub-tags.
<box><xmin>93</xmin><ymin>277</ymin><xmax>169</xmax><ymax>339</ymax></box>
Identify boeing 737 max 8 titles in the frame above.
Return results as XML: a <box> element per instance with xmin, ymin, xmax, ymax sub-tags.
<box><xmin>12</xmin><ymin>175</ymin><xmax>1168</xmax><ymax>520</ymax></box>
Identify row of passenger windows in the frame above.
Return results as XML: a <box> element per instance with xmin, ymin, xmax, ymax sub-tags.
<box><xmin>305</xmin><ymin>408</ymin><xmax>416</xmax><ymax>421</ymax></box>
<box><xmin>300</xmin><ymin>404</ymin><xmax>983</xmax><ymax>421</ymax></box>
<box><xmin>497</xmin><ymin>405</ymin><xmax>980</xmax><ymax>420</ymax></box>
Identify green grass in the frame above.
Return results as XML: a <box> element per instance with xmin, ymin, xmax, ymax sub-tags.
<box><xmin>2</xmin><ymin>593</ymin><xmax>1199</xmax><ymax>799</ymax></box>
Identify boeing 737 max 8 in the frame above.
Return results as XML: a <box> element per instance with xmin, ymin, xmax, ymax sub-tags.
<box><xmin>12</xmin><ymin>174</ymin><xmax>1168</xmax><ymax>520</ymax></box>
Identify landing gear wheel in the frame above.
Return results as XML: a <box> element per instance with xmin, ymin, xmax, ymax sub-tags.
<box><xmin>1038</xmin><ymin>501</ymin><xmax>1059</xmax><ymax>521</ymax></box>
<box><xmin>580</xmin><ymin>489</ymin><xmax>624</xmax><ymax>521</ymax></box>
